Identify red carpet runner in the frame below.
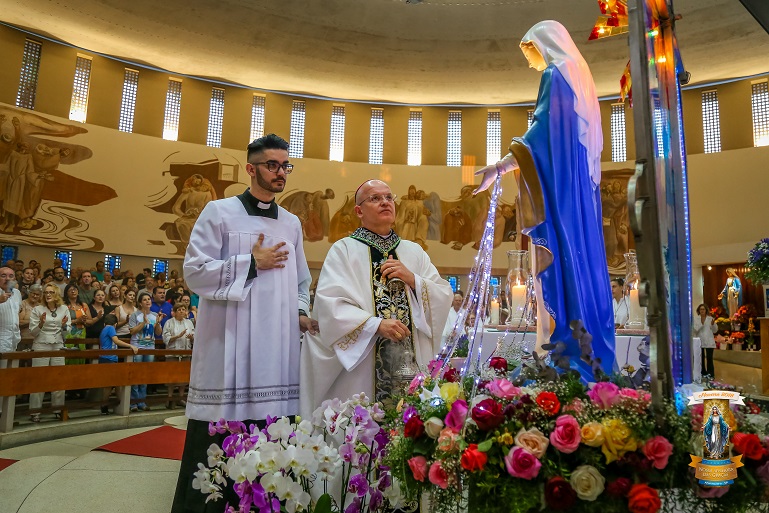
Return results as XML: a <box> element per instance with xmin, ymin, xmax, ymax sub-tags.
<box><xmin>95</xmin><ymin>425</ymin><xmax>186</xmax><ymax>460</ymax></box>
<box><xmin>0</xmin><ymin>458</ymin><xmax>18</xmax><ymax>472</ymax></box>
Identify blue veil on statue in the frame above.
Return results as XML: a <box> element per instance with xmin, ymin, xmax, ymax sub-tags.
<box><xmin>476</xmin><ymin>20</ymin><xmax>615</xmax><ymax>380</ymax></box>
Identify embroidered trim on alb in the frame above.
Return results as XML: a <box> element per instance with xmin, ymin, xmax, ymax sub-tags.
<box><xmin>350</xmin><ymin>227</ymin><xmax>401</xmax><ymax>255</ymax></box>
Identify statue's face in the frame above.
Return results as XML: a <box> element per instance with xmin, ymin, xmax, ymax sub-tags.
<box><xmin>520</xmin><ymin>42</ymin><xmax>547</xmax><ymax>72</ymax></box>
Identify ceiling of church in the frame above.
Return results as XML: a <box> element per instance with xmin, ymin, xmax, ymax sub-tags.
<box><xmin>2</xmin><ymin>0</ymin><xmax>768</xmax><ymax>104</ymax></box>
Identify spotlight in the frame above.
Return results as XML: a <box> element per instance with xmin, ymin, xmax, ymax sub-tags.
<box><xmin>707</xmin><ymin>265</ymin><xmax>712</xmax><ymax>271</ymax></box>
<box><xmin>679</xmin><ymin>70</ymin><xmax>691</xmax><ymax>85</ymax></box>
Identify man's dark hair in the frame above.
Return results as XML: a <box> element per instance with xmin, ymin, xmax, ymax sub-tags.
<box><xmin>153</xmin><ymin>286</ymin><xmax>165</xmax><ymax>295</ymax></box>
<box><xmin>611</xmin><ymin>277</ymin><xmax>625</xmax><ymax>286</ymax></box>
<box><xmin>247</xmin><ymin>133</ymin><xmax>289</xmax><ymax>160</ymax></box>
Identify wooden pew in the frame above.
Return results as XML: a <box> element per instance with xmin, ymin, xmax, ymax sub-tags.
<box><xmin>0</xmin><ymin>348</ymin><xmax>191</xmax><ymax>432</ymax></box>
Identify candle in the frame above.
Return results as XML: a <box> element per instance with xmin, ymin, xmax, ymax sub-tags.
<box><xmin>490</xmin><ymin>299</ymin><xmax>500</xmax><ymax>325</ymax></box>
<box><xmin>626</xmin><ymin>289</ymin><xmax>645</xmax><ymax>328</ymax></box>
<box><xmin>508</xmin><ymin>284</ymin><xmax>527</xmax><ymax>323</ymax></box>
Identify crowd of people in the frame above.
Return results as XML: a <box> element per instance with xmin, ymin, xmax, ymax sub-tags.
<box><xmin>0</xmin><ymin>259</ymin><xmax>197</xmax><ymax>421</ymax></box>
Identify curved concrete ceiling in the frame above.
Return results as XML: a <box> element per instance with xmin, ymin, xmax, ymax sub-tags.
<box><xmin>2</xmin><ymin>0</ymin><xmax>768</xmax><ymax>104</ymax></box>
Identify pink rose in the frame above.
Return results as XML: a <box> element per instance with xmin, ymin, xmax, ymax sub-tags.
<box><xmin>428</xmin><ymin>461</ymin><xmax>449</xmax><ymax>489</ymax></box>
<box><xmin>587</xmin><ymin>382</ymin><xmax>620</xmax><ymax>409</ymax></box>
<box><xmin>444</xmin><ymin>399</ymin><xmax>468</xmax><ymax>433</ymax></box>
<box><xmin>549</xmin><ymin>414</ymin><xmax>581</xmax><ymax>453</ymax></box>
<box><xmin>619</xmin><ymin>388</ymin><xmax>639</xmax><ymax>400</ymax></box>
<box><xmin>485</xmin><ymin>378</ymin><xmax>521</xmax><ymax>400</ymax></box>
<box><xmin>407</xmin><ymin>456</ymin><xmax>428</xmax><ymax>482</ymax></box>
<box><xmin>642</xmin><ymin>436</ymin><xmax>674</xmax><ymax>470</ymax></box>
<box><xmin>504</xmin><ymin>446</ymin><xmax>541</xmax><ymax>480</ymax></box>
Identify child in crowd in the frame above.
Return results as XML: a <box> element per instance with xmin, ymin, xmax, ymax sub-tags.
<box><xmin>98</xmin><ymin>313</ymin><xmax>137</xmax><ymax>414</ymax></box>
<box><xmin>162</xmin><ymin>303</ymin><xmax>194</xmax><ymax>408</ymax></box>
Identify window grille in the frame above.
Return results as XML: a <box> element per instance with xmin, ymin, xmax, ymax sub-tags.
<box><xmin>163</xmin><ymin>79</ymin><xmax>183</xmax><ymax>141</ymax></box>
<box><xmin>69</xmin><ymin>55</ymin><xmax>92</xmax><ymax>122</ymax></box>
<box><xmin>1</xmin><ymin>246</ymin><xmax>18</xmax><ymax>264</ymax></box>
<box><xmin>447</xmin><ymin>111</ymin><xmax>462</xmax><ymax>167</ymax></box>
<box><xmin>250</xmin><ymin>95</ymin><xmax>266</xmax><ymax>141</ymax></box>
<box><xmin>329</xmin><ymin>105</ymin><xmax>346</xmax><ymax>162</ymax></box>
<box><xmin>752</xmin><ymin>81</ymin><xmax>769</xmax><ymax>147</ymax></box>
<box><xmin>289</xmin><ymin>100</ymin><xmax>306</xmax><ymax>158</ymax></box>
<box><xmin>486</xmin><ymin>110</ymin><xmax>501</xmax><ymax>165</ymax></box>
<box><xmin>527</xmin><ymin>109</ymin><xmax>534</xmax><ymax>129</ymax></box>
<box><xmin>701</xmin><ymin>90</ymin><xmax>721</xmax><ymax>153</ymax></box>
<box><xmin>16</xmin><ymin>40</ymin><xmax>42</xmax><ymax>110</ymax></box>
<box><xmin>407</xmin><ymin>110</ymin><xmax>422</xmax><ymax>166</ymax></box>
<box><xmin>206</xmin><ymin>87</ymin><xmax>225</xmax><ymax>148</ymax></box>
<box><xmin>610</xmin><ymin>103</ymin><xmax>627</xmax><ymax>162</ymax></box>
<box><xmin>54</xmin><ymin>250</ymin><xmax>73</xmax><ymax>276</ymax></box>
<box><xmin>369</xmin><ymin>108</ymin><xmax>384</xmax><ymax>165</ymax></box>
<box><xmin>118</xmin><ymin>68</ymin><xmax>139</xmax><ymax>133</ymax></box>
<box><xmin>153</xmin><ymin>259</ymin><xmax>169</xmax><ymax>276</ymax></box>
<box><xmin>103</xmin><ymin>254</ymin><xmax>122</xmax><ymax>273</ymax></box>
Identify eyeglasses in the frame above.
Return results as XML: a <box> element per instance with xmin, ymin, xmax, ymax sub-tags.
<box><xmin>357</xmin><ymin>194</ymin><xmax>397</xmax><ymax>206</ymax></box>
<box><xmin>250</xmin><ymin>160</ymin><xmax>294</xmax><ymax>174</ymax></box>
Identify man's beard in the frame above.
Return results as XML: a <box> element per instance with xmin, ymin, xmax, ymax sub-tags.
<box><xmin>256</xmin><ymin>171</ymin><xmax>285</xmax><ymax>193</ymax></box>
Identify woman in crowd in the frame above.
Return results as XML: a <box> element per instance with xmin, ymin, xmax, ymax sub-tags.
<box><xmin>693</xmin><ymin>303</ymin><xmax>718</xmax><ymax>378</ymax></box>
<box><xmin>127</xmin><ymin>291</ymin><xmax>163</xmax><ymax>412</ymax></box>
<box><xmin>19</xmin><ymin>284</ymin><xmax>43</xmax><ymax>345</ymax></box>
<box><xmin>178</xmin><ymin>292</ymin><xmax>197</xmax><ymax>325</ymax></box>
<box><xmin>155</xmin><ymin>272</ymin><xmax>168</xmax><ymax>289</ymax></box>
<box><xmin>123</xmin><ymin>276</ymin><xmax>136</xmax><ymax>291</ymax></box>
<box><xmin>63</xmin><ymin>283</ymin><xmax>88</xmax><ymax>348</ymax></box>
<box><xmin>106</xmin><ymin>284</ymin><xmax>122</xmax><ymax>308</ymax></box>
<box><xmin>114</xmin><ymin>288</ymin><xmax>136</xmax><ymax>338</ymax></box>
<box><xmin>28</xmin><ymin>284</ymin><xmax>70</xmax><ymax>422</ymax></box>
<box><xmin>162</xmin><ymin>303</ymin><xmax>194</xmax><ymax>408</ymax></box>
<box><xmin>85</xmin><ymin>289</ymin><xmax>110</xmax><ymax>339</ymax></box>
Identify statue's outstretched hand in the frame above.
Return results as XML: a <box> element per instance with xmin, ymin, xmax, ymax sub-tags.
<box><xmin>473</xmin><ymin>153</ymin><xmax>519</xmax><ymax>195</ymax></box>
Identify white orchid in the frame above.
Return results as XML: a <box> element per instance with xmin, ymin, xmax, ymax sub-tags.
<box><xmin>206</xmin><ymin>442</ymin><xmax>225</xmax><ymax>467</ymax></box>
<box><xmin>226</xmin><ymin>450</ymin><xmax>261</xmax><ymax>483</ymax></box>
<box><xmin>267</xmin><ymin>417</ymin><xmax>294</xmax><ymax>441</ymax></box>
<box><xmin>261</xmin><ymin>471</ymin><xmax>290</xmax><ymax>498</ymax></box>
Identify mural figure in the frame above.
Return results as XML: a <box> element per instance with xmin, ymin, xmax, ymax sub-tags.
<box><xmin>0</xmin><ymin>107</ymin><xmax>111</xmax><ymax>243</ymax></box>
<box><xmin>172</xmin><ymin>174</ymin><xmax>216</xmax><ymax>245</ymax></box>
<box><xmin>279</xmin><ymin>188</ymin><xmax>336</xmax><ymax>242</ymax></box>
<box><xmin>703</xmin><ymin>405</ymin><xmax>730</xmax><ymax>459</ymax></box>
<box><xmin>328</xmin><ymin>194</ymin><xmax>361</xmax><ymax>243</ymax></box>
<box><xmin>395</xmin><ymin>185</ymin><xmax>430</xmax><ymax>250</ymax></box>
<box><xmin>601</xmin><ymin>178</ymin><xmax>630</xmax><ymax>269</ymax></box>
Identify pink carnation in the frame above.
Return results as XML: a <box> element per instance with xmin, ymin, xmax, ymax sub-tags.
<box><xmin>642</xmin><ymin>436</ymin><xmax>674</xmax><ymax>470</ymax></box>
<box><xmin>587</xmin><ymin>382</ymin><xmax>620</xmax><ymax>409</ymax></box>
<box><xmin>549</xmin><ymin>414</ymin><xmax>581</xmax><ymax>453</ymax></box>
<box><xmin>619</xmin><ymin>388</ymin><xmax>639</xmax><ymax>399</ymax></box>
<box><xmin>485</xmin><ymin>378</ymin><xmax>520</xmax><ymax>400</ymax></box>
<box><xmin>407</xmin><ymin>456</ymin><xmax>428</xmax><ymax>481</ymax></box>
<box><xmin>504</xmin><ymin>446</ymin><xmax>541</xmax><ymax>480</ymax></box>
<box><xmin>428</xmin><ymin>461</ymin><xmax>449</xmax><ymax>489</ymax></box>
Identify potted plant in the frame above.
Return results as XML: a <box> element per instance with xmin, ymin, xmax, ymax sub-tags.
<box><xmin>731</xmin><ymin>331</ymin><xmax>746</xmax><ymax>351</ymax></box>
<box><xmin>715</xmin><ymin>334</ymin><xmax>730</xmax><ymax>350</ymax></box>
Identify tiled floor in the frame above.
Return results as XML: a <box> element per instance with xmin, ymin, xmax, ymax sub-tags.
<box><xmin>0</xmin><ymin>423</ymin><xmax>184</xmax><ymax>513</ymax></box>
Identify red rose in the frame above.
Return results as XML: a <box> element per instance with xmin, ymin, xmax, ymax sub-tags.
<box><xmin>404</xmin><ymin>416</ymin><xmax>425</xmax><ymax>439</ymax></box>
<box><xmin>407</xmin><ymin>456</ymin><xmax>428</xmax><ymax>482</ymax></box>
<box><xmin>460</xmin><ymin>443</ymin><xmax>488</xmax><ymax>472</ymax></box>
<box><xmin>733</xmin><ymin>432</ymin><xmax>765</xmax><ymax>460</ymax></box>
<box><xmin>642</xmin><ymin>436</ymin><xmax>674</xmax><ymax>470</ymax></box>
<box><xmin>471</xmin><ymin>398</ymin><xmax>505</xmax><ymax>431</ymax></box>
<box><xmin>606</xmin><ymin>477</ymin><xmax>632</xmax><ymax>497</ymax></box>
<box><xmin>627</xmin><ymin>484</ymin><xmax>661</xmax><ymax>513</ymax></box>
<box><xmin>489</xmin><ymin>356</ymin><xmax>508</xmax><ymax>374</ymax></box>
<box><xmin>544</xmin><ymin>476</ymin><xmax>576</xmax><ymax>510</ymax></box>
<box><xmin>443</xmin><ymin>367</ymin><xmax>459</xmax><ymax>383</ymax></box>
<box><xmin>536</xmin><ymin>391</ymin><xmax>561</xmax><ymax>416</ymax></box>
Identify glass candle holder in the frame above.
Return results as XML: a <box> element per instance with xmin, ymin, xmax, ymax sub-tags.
<box><xmin>624</xmin><ymin>250</ymin><xmax>646</xmax><ymax>329</ymax></box>
<box><xmin>506</xmin><ymin>250</ymin><xmax>530</xmax><ymax>325</ymax></box>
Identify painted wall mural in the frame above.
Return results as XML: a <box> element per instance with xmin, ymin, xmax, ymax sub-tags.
<box><xmin>600</xmin><ymin>169</ymin><xmax>636</xmax><ymax>276</ymax></box>
<box><xmin>0</xmin><ymin>106</ymin><xmax>115</xmax><ymax>249</ymax></box>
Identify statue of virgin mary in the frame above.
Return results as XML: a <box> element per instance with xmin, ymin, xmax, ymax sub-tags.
<box><xmin>475</xmin><ymin>20</ymin><xmax>615</xmax><ymax>380</ymax></box>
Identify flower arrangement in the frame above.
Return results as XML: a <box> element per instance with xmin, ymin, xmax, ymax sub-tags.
<box><xmin>709</xmin><ymin>305</ymin><xmax>725</xmax><ymax>320</ymax></box>
<box><xmin>746</xmin><ymin>238</ymin><xmax>769</xmax><ymax>285</ymax></box>
<box><xmin>733</xmin><ymin>305</ymin><xmax>758</xmax><ymax>325</ymax></box>
<box><xmin>384</xmin><ymin>360</ymin><xmax>769</xmax><ymax>513</ymax></box>
<box><xmin>730</xmin><ymin>332</ymin><xmax>746</xmax><ymax>344</ymax></box>
<box><xmin>194</xmin><ymin>394</ymin><xmax>401</xmax><ymax>513</ymax></box>
<box><xmin>714</xmin><ymin>317</ymin><xmax>732</xmax><ymax>336</ymax></box>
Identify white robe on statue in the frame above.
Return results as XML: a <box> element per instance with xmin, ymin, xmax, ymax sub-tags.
<box><xmin>184</xmin><ymin>194</ymin><xmax>311</xmax><ymax>422</ymax></box>
<box><xmin>300</xmin><ymin>236</ymin><xmax>452</xmax><ymax>417</ymax></box>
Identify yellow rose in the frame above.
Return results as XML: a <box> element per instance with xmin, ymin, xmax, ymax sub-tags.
<box><xmin>440</xmin><ymin>382</ymin><xmax>460</xmax><ymax>406</ymax></box>
<box><xmin>601</xmin><ymin>418</ymin><xmax>638</xmax><ymax>464</ymax></box>
<box><xmin>514</xmin><ymin>427</ymin><xmax>550</xmax><ymax>459</ymax></box>
<box><xmin>581</xmin><ymin>422</ymin><xmax>605</xmax><ymax>447</ymax></box>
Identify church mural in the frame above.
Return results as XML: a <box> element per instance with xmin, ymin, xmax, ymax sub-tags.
<box><xmin>600</xmin><ymin>169</ymin><xmax>635</xmax><ymax>276</ymax></box>
<box><xmin>0</xmin><ymin>105</ymin><xmax>116</xmax><ymax>250</ymax></box>
<box><xmin>279</xmin><ymin>189</ymin><xmax>336</xmax><ymax>242</ymax></box>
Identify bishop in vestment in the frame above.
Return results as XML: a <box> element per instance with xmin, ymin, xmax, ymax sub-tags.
<box><xmin>300</xmin><ymin>180</ymin><xmax>453</xmax><ymax>416</ymax></box>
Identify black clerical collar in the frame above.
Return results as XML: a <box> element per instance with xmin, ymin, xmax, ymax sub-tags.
<box><xmin>237</xmin><ymin>188</ymin><xmax>278</xmax><ymax>219</ymax></box>
<box><xmin>350</xmin><ymin>227</ymin><xmax>400</xmax><ymax>255</ymax></box>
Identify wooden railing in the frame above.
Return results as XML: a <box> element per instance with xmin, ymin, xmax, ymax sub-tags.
<box><xmin>0</xmin><ymin>346</ymin><xmax>192</xmax><ymax>433</ymax></box>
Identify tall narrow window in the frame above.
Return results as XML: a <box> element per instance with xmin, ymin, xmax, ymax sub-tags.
<box><xmin>329</xmin><ymin>104</ymin><xmax>346</xmax><ymax>162</ymax></box>
<box><xmin>118</xmin><ymin>68</ymin><xmax>139</xmax><ymax>133</ymax></box>
<box><xmin>701</xmin><ymin>90</ymin><xmax>721</xmax><ymax>153</ymax></box>
<box><xmin>289</xmin><ymin>100</ymin><xmax>306</xmax><ymax>158</ymax></box>
<box><xmin>527</xmin><ymin>109</ymin><xmax>535</xmax><ymax>129</ymax></box>
<box><xmin>153</xmin><ymin>259</ymin><xmax>169</xmax><ymax>276</ymax></box>
<box><xmin>486</xmin><ymin>110</ymin><xmax>501</xmax><ymax>165</ymax></box>
<box><xmin>369</xmin><ymin>108</ymin><xmax>384</xmax><ymax>165</ymax></box>
<box><xmin>653</xmin><ymin>99</ymin><xmax>665</xmax><ymax>158</ymax></box>
<box><xmin>69</xmin><ymin>55</ymin><xmax>92</xmax><ymax>122</ymax></box>
<box><xmin>250</xmin><ymin>94</ymin><xmax>265</xmax><ymax>141</ymax></box>
<box><xmin>206</xmin><ymin>87</ymin><xmax>225</xmax><ymax>148</ymax></box>
<box><xmin>407</xmin><ymin>110</ymin><xmax>422</xmax><ymax>166</ymax></box>
<box><xmin>447</xmin><ymin>111</ymin><xmax>462</xmax><ymax>166</ymax></box>
<box><xmin>163</xmin><ymin>78</ymin><xmax>183</xmax><ymax>141</ymax></box>
<box><xmin>103</xmin><ymin>254</ymin><xmax>122</xmax><ymax>272</ymax></box>
<box><xmin>16</xmin><ymin>39</ymin><xmax>42</xmax><ymax>110</ymax></box>
<box><xmin>445</xmin><ymin>276</ymin><xmax>459</xmax><ymax>293</ymax></box>
<box><xmin>1</xmin><ymin>245</ymin><xmax>18</xmax><ymax>264</ymax></box>
<box><xmin>610</xmin><ymin>103</ymin><xmax>627</xmax><ymax>162</ymax></box>
<box><xmin>54</xmin><ymin>250</ymin><xmax>73</xmax><ymax>276</ymax></box>
<box><xmin>752</xmin><ymin>81</ymin><xmax>769</xmax><ymax>147</ymax></box>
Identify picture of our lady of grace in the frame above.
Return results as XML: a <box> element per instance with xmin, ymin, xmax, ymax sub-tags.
<box><xmin>703</xmin><ymin>403</ymin><xmax>730</xmax><ymax>460</ymax></box>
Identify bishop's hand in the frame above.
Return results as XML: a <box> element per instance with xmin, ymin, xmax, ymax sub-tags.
<box><xmin>377</xmin><ymin>318</ymin><xmax>411</xmax><ymax>342</ymax></box>
<box><xmin>252</xmin><ymin>233</ymin><xmax>288</xmax><ymax>270</ymax></box>
<box><xmin>380</xmin><ymin>255</ymin><xmax>416</xmax><ymax>290</ymax></box>
<box><xmin>473</xmin><ymin>153</ymin><xmax>519</xmax><ymax>195</ymax></box>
